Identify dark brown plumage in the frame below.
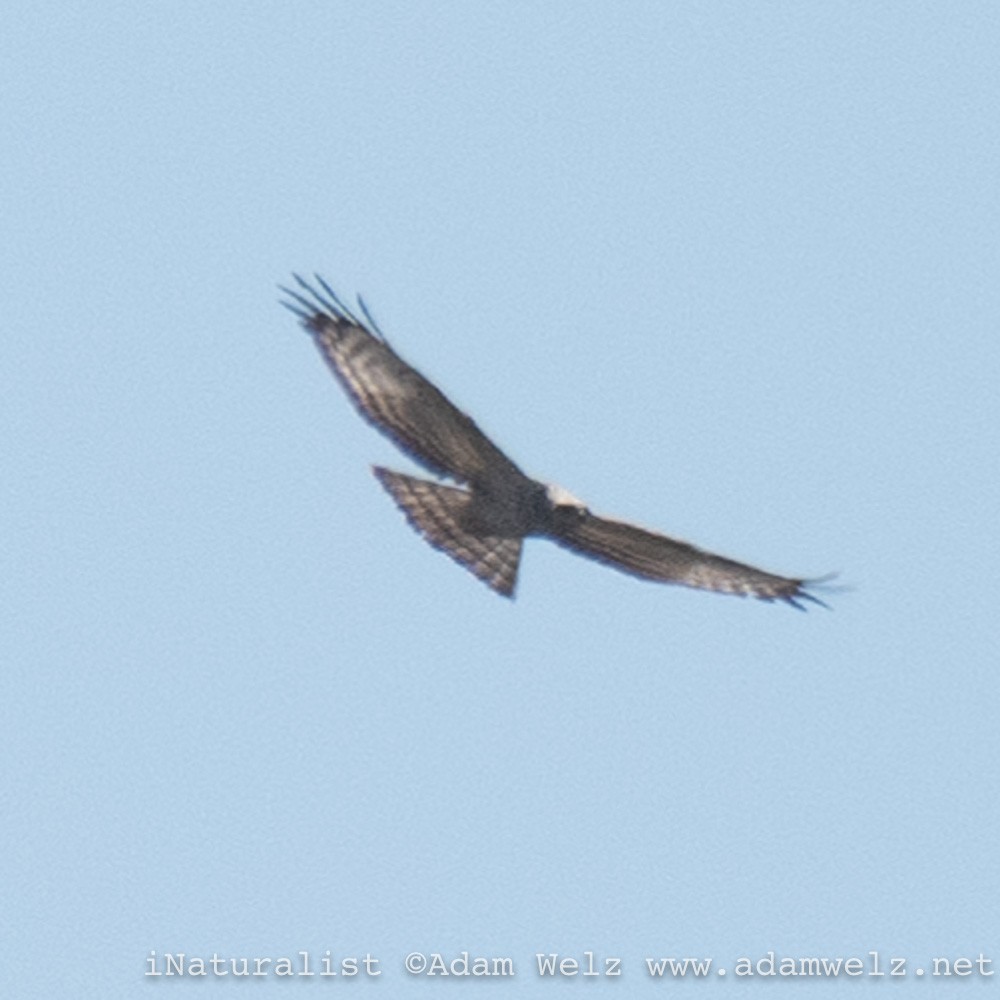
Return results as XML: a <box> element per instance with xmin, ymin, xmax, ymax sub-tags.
<box><xmin>283</xmin><ymin>275</ymin><xmax>827</xmax><ymax>609</ymax></box>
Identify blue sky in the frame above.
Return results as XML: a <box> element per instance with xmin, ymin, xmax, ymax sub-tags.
<box><xmin>3</xmin><ymin>3</ymin><xmax>1000</xmax><ymax>996</ymax></box>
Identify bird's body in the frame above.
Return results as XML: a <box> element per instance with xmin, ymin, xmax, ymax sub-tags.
<box><xmin>283</xmin><ymin>275</ymin><xmax>826</xmax><ymax>609</ymax></box>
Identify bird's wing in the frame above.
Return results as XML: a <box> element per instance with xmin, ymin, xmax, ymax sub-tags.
<box><xmin>282</xmin><ymin>275</ymin><xmax>527</xmax><ymax>488</ymax></box>
<box><xmin>548</xmin><ymin>511</ymin><xmax>825</xmax><ymax>609</ymax></box>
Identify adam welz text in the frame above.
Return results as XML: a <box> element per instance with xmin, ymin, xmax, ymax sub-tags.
<box><xmin>145</xmin><ymin>949</ymin><xmax>993</xmax><ymax>980</ymax></box>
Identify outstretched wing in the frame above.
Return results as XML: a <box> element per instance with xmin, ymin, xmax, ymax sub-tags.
<box><xmin>282</xmin><ymin>275</ymin><xmax>527</xmax><ymax>489</ymax></box>
<box><xmin>548</xmin><ymin>512</ymin><xmax>825</xmax><ymax>609</ymax></box>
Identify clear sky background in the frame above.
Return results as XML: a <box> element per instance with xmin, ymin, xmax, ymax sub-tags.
<box><xmin>3</xmin><ymin>3</ymin><xmax>999</xmax><ymax>997</ymax></box>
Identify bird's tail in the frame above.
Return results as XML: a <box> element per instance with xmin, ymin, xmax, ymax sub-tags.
<box><xmin>372</xmin><ymin>467</ymin><xmax>522</xmax><ymax>598</ymax></box>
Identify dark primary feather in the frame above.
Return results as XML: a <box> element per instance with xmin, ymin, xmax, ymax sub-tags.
<box><xmin>282</xmin><ymin>275</ymin><xmax>527</xmax><ymax>490</ymax></box>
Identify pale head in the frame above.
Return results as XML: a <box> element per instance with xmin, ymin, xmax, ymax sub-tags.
<box><xmin>545</xmin><ymin>482</ymin><xmax>588</xmax><ymax>512</ymax></box>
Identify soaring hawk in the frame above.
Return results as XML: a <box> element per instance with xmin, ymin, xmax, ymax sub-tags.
<box><xmin>283</xmin><ymin>276</ymin><xmax>826</xmax><ymax>609</ymax></box>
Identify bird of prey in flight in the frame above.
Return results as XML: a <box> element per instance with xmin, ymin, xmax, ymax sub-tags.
<box><xmin>283</xmin><ymin>276</ymin><xmax>826</xmax><ymax>609</ymax></box>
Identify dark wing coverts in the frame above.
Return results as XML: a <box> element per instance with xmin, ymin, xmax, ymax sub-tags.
<box><xmin>282</xmin><ymin>275</ymin><xmax>527</xmax><ymax>490</ymax></box>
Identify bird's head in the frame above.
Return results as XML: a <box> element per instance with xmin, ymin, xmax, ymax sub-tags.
<box><xmin>544</xmin><ymin>483</ymin><xmax>590</xmax><ymax>522</ymax></box>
